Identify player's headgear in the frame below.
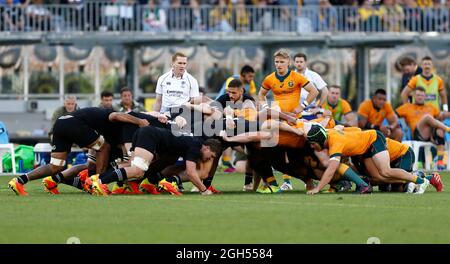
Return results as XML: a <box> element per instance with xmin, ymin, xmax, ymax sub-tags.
<box><xmin>306</xmin><ymin>124</ymin><xmax>327</xmax><ymax>148</ymax></box>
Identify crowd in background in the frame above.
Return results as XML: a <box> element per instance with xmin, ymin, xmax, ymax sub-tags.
<box><xmin>1</xmin><ymin>0</ymin><xmax>449</xmax><ymax>32</ymax></box>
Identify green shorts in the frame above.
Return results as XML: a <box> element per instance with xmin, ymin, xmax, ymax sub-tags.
<box><xmin>363</xmin><ymin>130</ymin><xmax>387</xmax><ymax>158</ymax></box>
<box><xmin>233</xmin><ymin>151</ymin><xmax>247</xmax><ymax>166</ymax></box>
<box><xmin>390</xmin><ymin>147</ymin><xmax>415</xmax><ymax>172</ymax></box>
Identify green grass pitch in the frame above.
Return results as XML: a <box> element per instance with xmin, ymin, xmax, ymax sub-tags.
<box><xmin>1</xmin><ymin>172</ymin><xmax>449</xmax><ymax>244</ymax></box>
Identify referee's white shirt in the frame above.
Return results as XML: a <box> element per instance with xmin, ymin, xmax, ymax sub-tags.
<box><xmin>156</xmin><ymin>70</ymin><xmax>199</xmax><ymax>113</ymax></box>
<box><xmin>297</xmin><ymin>67</ymin><xmax>327</xmax><ymax>105</ymax></box>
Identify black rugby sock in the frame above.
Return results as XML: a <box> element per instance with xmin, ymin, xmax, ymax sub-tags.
<box><xmin>99</xmin><ymin>168</ymin><xmax>128</xmax><ymax>184</ymax></box>
<box><xmin>51</xmin><ymin>172</ymin><xmax>64</xmax><ymax>183</ymax></box>
<box><xmin>244</xmin><ymin>172</ymin><xmax>253</xmax><ymax>185</ymax></box>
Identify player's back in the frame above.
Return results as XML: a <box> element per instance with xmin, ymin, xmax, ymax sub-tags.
<box><xmin>328</xmin><ymin>129</ymin><xmax>378</xmax><ymax>156</ymax></box>
<box><xmin>386</xmin><ymin>138</ymin><xmax>409</xmax><ymax>161</ymax></box>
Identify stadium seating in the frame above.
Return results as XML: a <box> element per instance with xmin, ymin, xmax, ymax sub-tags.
<box><xmin>0</xmin><ymin>121</ymin><xmax>16</xmax><ymax>174</ymax></box>
<box><xmin>402</xmin><ymin>140</ymin><xmax>435</xmax><ymax>171</ymax></box>
<box><xmin>397</xmin><ymin>118</ymin><xmax>435</xmax><ymax>171</ymax></box>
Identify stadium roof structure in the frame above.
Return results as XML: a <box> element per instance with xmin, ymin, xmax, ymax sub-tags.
<box><xmin>1</xmin><ymin>32</ymin><xmax>449</xmax><ymax>48</ymax></box>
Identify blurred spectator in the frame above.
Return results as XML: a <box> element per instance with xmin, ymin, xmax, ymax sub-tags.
<box><xmin>358</xmin><ymin>0</ymin><xmax>384</xmax><ymax>31</ymax></box>
<box><xmin>1</xmin><ymin>0</ymin><xmax>24</xmax><ymax>32</ymax></box>
<box><xmin>425</xmin><ymin>0</ymin><xmax>449</xmax><ymax>32</ymax></box>
<box><xmin>99</xmin><ymin>90</ymin><xmax>119</xmax><ymax>110</ymax></box>
<box><xmin>318</xmin><ymin>0</ymin><xmax>337</xmax><ymax>31</ymax></box>
<box><xmin>190</xmin><ymin>0</ymin><xmax>203</xmax><ymax>31</ymax></box>
<box><xmin>275</xmin><ymin>0</ymin><xmax>296</xmax><ymax>32</ymax></box>
<box><xmin>115</xmin><ymin>87</ymin><xmax>146</xmax><ymax>113</ymax></box>
<box><xmin>143</xmin><ymin>0</ymin><xmax>168</xmax><ymax>32</ymax></box>
<box><xmin>61</xmin><ymin>0</ymin><xmax>86</xmax><ymax>30</ymax></box>
<box><xmin>25</xmin><ymin>0</ymin><xmax>54</xmax><ymax>31</ymax></box>
<box><xmin>233</xmin><ymin>0</ymin><xmax>250</xmax><ymax>32</ymax></box>
<box><xmin>167</xmin><ymin>0</ymin><xmax>194</xmax><ymax>31</ymax></box>
<box><xmin>298</xmin><ymin>0</ymin><xmax>319</xmax><ymax>32</ymax></box>
<box><xmin>209</xmin><ymin>0</ymin><xmax>233</xmax><ymax>32</ymax></box>
<box><xmin>379</xmin><ymin>0</ymin><xmax>404</xmax><ymax>32</ymax></box>
<box><xmin>253</xmin><ymin>0</ymin><xmax>273</xmax><ymax>31</ymax></box>
<box><xmin>403</xmin><ymin>0</ymin><xmax>422</xmax><ymax>31</ymax></box>
<box><xmin>119</xmin><ymin>0</ymin><xmax>138</xmax><ymax>31</ymax></box>
<box><xmin>102</xmin><ymin>0</ymin><xmax>138</xmax><ymax>31</ymax></box>
<box><xmin>416</xmin><ymin>0</ymin><xmax>433</xmax><ymax>7</ymax></box>
<box><xmin>102</xmin><ymin>0</ymin><xmax>120</xmax><ymax>31</ymax></box>
<box><xmin>341</xmin><ymin>0</ymin><xmax>359</xmax><ymax>31</ymax></box>
<box><xmin>49</xmin><ymin>95</ymin><xmax>79</xmax><ymax>137</ymax></box>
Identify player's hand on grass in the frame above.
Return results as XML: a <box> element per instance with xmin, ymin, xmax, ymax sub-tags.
<box><xmin>306</xmin><ymin>188</ymin><xmax>320</xmax><ymax>195</ymax></box>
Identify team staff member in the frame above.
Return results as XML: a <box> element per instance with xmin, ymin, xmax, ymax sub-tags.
<box><xmin>49</xmin><ymin>94</ymin><xmax>80</xmax><ymax>138</ymax></box>
<box><xmin>401</xmin><ymin>56</ymin><xmax>447</xmax><ymax>112</ymax></box>
<box><xmin>99</xmin><ymin>90</ymin><xmax>118</xmax><ymax>110</ymax></box>
<box><xmin>115</xmin><ymin>87</ymin><xmax>146</xmax><ymax>113</ymax></box>
<box><xmin>399</xmin><ymin>56</ymin><xmax>422</xmax><ymax>90</ymax></box>
<box><xmin>397</xmin><ymin>87</ymin><xmax>450</xmax><ymax>170</ymax></box>
<box><xmin>322</xmin><ymin>85</ymin><xmax>357</xmax><ymax>127</ymax></box>
<box><xmin>358</xmin><ymin>89</ymin><xmax>403</xmax><ymax>142</ymax></box>
<box><xmin>293</xmin><ymin>52</ymin><xmax>328</xmax><ymax>107</ymax></box>
<box><xmin>153</xmin><ymin>52</ymin><xmax>200</xmax><ymax>122</ymax></box>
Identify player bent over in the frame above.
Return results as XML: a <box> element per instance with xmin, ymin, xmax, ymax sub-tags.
<box><xmin>88</xmin><ymin>126</ymin><xmax>222</xmax><ymax>196</ymax></box>
<box><xmin>305</xmin><ymin>124</ymin><xmax>428</xmax><ymax>195</ymax></box>
<box><xmin>8</xmin><ymin>108</ymin><xmax>149</xmax><ymax>196</ymax></box>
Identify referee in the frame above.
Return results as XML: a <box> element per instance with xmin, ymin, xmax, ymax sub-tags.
<box><xmin>153</xmin><ymin>52</ymin><xmax>200</xmax><ymax>123</ymax></box>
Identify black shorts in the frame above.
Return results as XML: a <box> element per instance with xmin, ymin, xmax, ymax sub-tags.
<box><xmin>51</xmin><ymin>116</ymin><xmax>100</xmax><ymax>153</ymax></box>
<box><xmin>233</xmin><ymin>151</ymin><xmax>247</xmax><ymax>166</ymax></box>
<box><xmin>122</xmin><ymin>112</ymin><xmax>168</xmax><ymax>144</ymax></box>
<box><xmin>131</xmin><ymin>126</ymin><xmax>170</xmax><ymax>155</ymax></box>
<box><xmin>413</xmin><ymin>128</ymin><xmax>428</xmax><ymax>141</ymax></box>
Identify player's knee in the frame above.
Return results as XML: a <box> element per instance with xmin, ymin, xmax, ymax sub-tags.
<box><xmin>422</xmin><ymin>114</ymin><xmax>433</xmax><ymax>121</ymax></box>
<box><xmin>130</xmin><ymin>156</ymin><xmax>149</xmax><ymax>176</ymax></box>
<box><xmin>49</xmin><ymin>163</ymin><xmax>64</xmax><ymax>174</ymax></box>
<box><xmin>378</xmin><ymin>168</ymin><xmax>392</xmax><ymax>178</ymax></box>
<box><xmin>49</xmin><ymin>157</ymin><xmax>66</xmax><ymax>168</ymax></box>
<box><xmin>127</xmin><ymin>166</ymin><xmax>144</xmax><ymax>179</ymax></box>
<box><xmin>90</xmin><ymin>136</ymin><xmax>105</xmax><ymax>151</ymax></box>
